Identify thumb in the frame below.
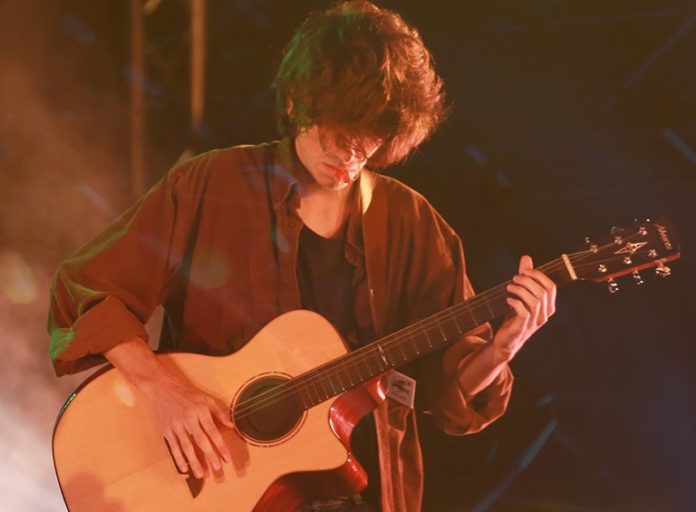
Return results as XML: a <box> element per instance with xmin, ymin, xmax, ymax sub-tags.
<box><xmin>519</xmin><ymin>254</ymin><xmax>534</xmax><ymax>273</ymax></box>
<box><xmin>212</xmin><ymin>401</ymin><xmax>235</xmax><ymax>428</ymax></box>
<box><xmin>219</xmin><ymin>409</ymin><xmax>235</xmax><ymax>429</ymax></box>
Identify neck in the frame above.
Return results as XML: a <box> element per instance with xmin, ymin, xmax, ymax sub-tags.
<box><xmin>296</xmin><ymin>183</ymin><xmax>354</xmax><ymax>239</ymax></box>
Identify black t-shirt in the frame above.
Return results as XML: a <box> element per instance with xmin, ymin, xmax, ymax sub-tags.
<box><xmin>296</xmin><ymin>224</ymin><xmax>381</xmax><ymax>506</ymax></box>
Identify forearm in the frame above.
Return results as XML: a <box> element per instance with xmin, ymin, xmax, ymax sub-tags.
<box><xmin>104</xmin><ymin>336</ymin><xmax>233</xmax><ymax>477</ymax></box>
<box><xmin>104</xmin><ymin>336</ymin><xmax>177</xmax><ymax>398</ymax></box>
<box><xmin>455</xmin><ymin>342</ymin><xmax>512</xmax><ymax>402</ymax></box>
<box><xmin>427</xmin><ymin>336</ymin><xmax>513</xmax><ymax>435</ymax></box>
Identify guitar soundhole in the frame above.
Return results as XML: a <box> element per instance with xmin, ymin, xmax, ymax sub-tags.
<box><xmin>233</xmin><ymin>375</ymin><xmax>304</xmax><ymax>444</ymax></box>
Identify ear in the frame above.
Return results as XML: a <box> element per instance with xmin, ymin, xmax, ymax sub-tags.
<box><xmin>286</xmin><ymin>98</ymin><xmax>294</xmax><ymax>118</ymax></box>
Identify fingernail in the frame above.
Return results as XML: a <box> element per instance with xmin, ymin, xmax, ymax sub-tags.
<box><xmin>224</xmin><ymin>453</ymin><xmax>231</xmax><ymax>463</ymax></box>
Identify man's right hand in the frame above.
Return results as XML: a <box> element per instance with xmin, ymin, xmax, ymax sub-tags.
<box><xmin>105</xmin><ymin>337</ymin><xmax>234</xmax><ymax>479</ymax></box>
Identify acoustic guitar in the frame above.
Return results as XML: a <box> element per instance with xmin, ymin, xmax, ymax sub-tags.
<box><xmin>53</xmin><ymin>218</ymin><xmax>680</xmax><ymax>511</ymax></box>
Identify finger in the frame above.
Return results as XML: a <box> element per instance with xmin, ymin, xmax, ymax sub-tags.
<box><xmin>200</xmin><ymin>410</ymin><xmax>232</xmax><ymax>463</ymax></box>
<box><xmin>512</xmin><ymin>270</ymin><xmax>554</xmax><ymax>324</ymax></box>
<box><xmin>523</xmin><ymin>268</ymin><xmax>556</xmax><ymax>292</ymax></box>
<box><xmin>507</xmin><ymin>283</ymin><xmax>542</xmax><ymax>322</ymax></box>
<box><xmin>512</xmin><ymin>274</ymin><xmax>546</xmax><ymax>301</ymax></box>
<box><xmin>212</xmin><ymin>401</ymin><xmax>235</xmax><ymax>429</ymax></box>
<box><xmin>185</xmin><ymin>416</ymin><xmax>222</xmax><ymax>473</ymax></box>
<box><xmin>174</xmin><ymin>425</ymin><xmax>205</xmax><ymax>479</ymax></box>
<box><xmin>164</xmin><ymin>432</ymin><xmax>189</xmax><ymax>474</ymax></box>
<box><xmin>518</xmin><ymin>254</ymin><xmax>534</xmax><ymax>274</ymax></box>
<box><xmin>516</xmin><ymin>254</ymin><xmax>549</xmax><ymax>321</ymax></box>
<box><xmin>517</xmin><ymin>257</ymin><xmax>554</xmax><ymax>306</ymax></box>
<box><xmin>522</xmin><ymin>270</ymin><xmax>557</xmax><ymax>317</ymax></box>
<box><xmin>505</xmin><ymin>296</ymin><xmax>530</xmax><ymax>328</ymax></box>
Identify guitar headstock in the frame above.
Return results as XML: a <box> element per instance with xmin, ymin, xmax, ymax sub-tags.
<box><xmin>570</xmin><ymin>218</ymin><xmax>681</xmax><ymax>284</ymax></box>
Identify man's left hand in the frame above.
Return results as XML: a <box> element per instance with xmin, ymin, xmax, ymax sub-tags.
<box><xmin>492</xmin><ymin>254</ymin><xmax>557</xmax><ymax>361</ymax></box>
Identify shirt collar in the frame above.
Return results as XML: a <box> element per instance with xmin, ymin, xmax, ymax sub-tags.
<box><xmin>271</xmin><ymin>137</ymin><xmax>302</xmax><ymax>210</ymax></box>
<box><xmin>272</xmin><ymin>136</ymin><xmax>366</xmax><ymax>257</ymax></box>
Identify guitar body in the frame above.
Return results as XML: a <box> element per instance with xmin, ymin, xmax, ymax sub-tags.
<box><xmin>53</xmin><ymin>310</ymin><xmax>383</xmax><ymax>511</ymax></box>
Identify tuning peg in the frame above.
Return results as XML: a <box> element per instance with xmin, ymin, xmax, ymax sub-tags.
<box><xmin>610</xmin><ymin>226</ymin><xmax>623</xmax><ymax>244</ymax></box>
<box><xmin>655</xmin><ymin>263</ymin><xmax>671</xmax><ymax>278</ymax></box>
<box><xmin>585</xmin><ymin>237</ymin><xmax>598</xmax><ymax>253</ymax></box>
<box><xmin>632</xmin><ymin>271</ymin><xmax>644</xmax><ymax>286</ymax></box>
<box><xmin>608</xmin><ymin>279</ymin><xmax>619</xmax><ymax>294</ymax></box>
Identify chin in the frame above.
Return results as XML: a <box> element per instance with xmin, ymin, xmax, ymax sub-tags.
<box><xmin>324</xmin><ymin>181</ymin><xmax>349</xmax><ymax>192</ymax></box>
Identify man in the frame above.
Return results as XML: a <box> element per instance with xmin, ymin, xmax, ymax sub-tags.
<box><xmin>48</xmin><ymin>2</ymin><xmax>556</xmax><ymax>511</ymax></box>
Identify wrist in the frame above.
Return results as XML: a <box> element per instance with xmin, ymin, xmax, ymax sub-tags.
<box><xmin>488</xmin><ymin>340</ymin><xmax>514</xmax><ymax>362</ymax></box>
<box><xmin>135</xmin><ymin>365</ymin><xmax>178</xmax><ymax>399</ymax></box>
<box><xmin>105</xmin><ymin>337</ymin><xmax>176</xmax><ymax>397</ymax></box>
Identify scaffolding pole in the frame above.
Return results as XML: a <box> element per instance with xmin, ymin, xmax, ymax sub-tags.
<box><xmin>129</xmin><ymin>0</ymin><xmax>146</xmax><ymax>198</ymax></box>
<box><xmin>191</xmin><ymin>0</ymin><xmax>207</xmax><ymax>135</ymax></box>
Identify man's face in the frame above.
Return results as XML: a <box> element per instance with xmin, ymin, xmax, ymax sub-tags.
<box><xmin>294</xmin><ymin>125</ymin><xmax>382</xmax><ymax>191</ymax></box>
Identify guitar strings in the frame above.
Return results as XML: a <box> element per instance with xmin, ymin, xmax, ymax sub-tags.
<box><xmin>231</xmin><ymin>258</ymin><xmax>563</xmax><ymax>419</ymax></box>
<box><xmin>232</xmin><ymin>247</ymin><xmax>648</xmax><ymax>419</ymax></box>
<box><xmin>232</xmin><ymin>252</ymin><xmax>641</xmax><ymax>420</ymax></box>
<box><xmin>231</xmin><ymin>238</ymin><xmax>659</xmax><ymax>420</ymax></box>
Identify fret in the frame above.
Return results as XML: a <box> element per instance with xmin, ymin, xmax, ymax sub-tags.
<box><xmin>384</xmin><ymin>343</ymin><xmax>400</xmax><ymax>366</ymax></box>
<box><xmin>434</xmin><ymin>316</ymin><xmax>447</xmax><ymax>340</ymax></box>
<box><xmin>315</xmin><ymin>388</ymin><xmax>327</xmax><ymax>405</ymax></box>
<box><xmin>420</xmin><ymin>322</ymin><xmax>434</xmax><ymax>349</ymax></box>
<box><xmin>354</xmin><ymin>360</ymin><xmax>367</xmax><ymax>381</ymax></box>
<box><xmin>474</xmin><ymin>300</ymin><xmax>490</xmax><ymax>326</ymax></box>
<box><xmin>304</xmin><ymin>383</ymin><xmax>319</xmax><ymax>405</ymax></box>
<box><xmin>376</xmin><ymin>343</ymin><xmax>389</xmax><ymax>369</ymax></box>
<box><xmin>338</xmin><ymin>369</ymin><xmax>350</xmax><ymax>391</ymax></box>
<box><xmin>466</xmin><ymin>300</ymin><xmax>481</xmax><ymax>325</ymax></box>
<box><xmin>366</xmin><ymin>350</ymin><xmax>380</xmax><ymax>375</ymax></box>
<box><xmin>397</xmin><ymin>340</ymin><xmax>408</xmax><ymax>362</ymax></box>
<box><xmin>448</xmin><ymin>308</ymin><xmax>463</xmax><ymax>334</ymax></box>
<box><xmin>326</xmin><ymin>378</ymin><xmax>339</xmax><ymax>395</ymax></box>
<box><xmin>346</xmin><ymin>367</ymin><xmax>357</xmax><ymax>388</ymax></box>
<box><xmin>482</xmin><ymin>294</ymin><xmax>495</xmax><ymax>319</ymax></box>
<box><xmin>410</xmin><ymin>334</ymin><xmax>420</xmax><ymax>356</ymax></box>
<box><xmin>315</xmin><ymin>383</ymin><xmax>324</xmax><ymax>403</ymax></box>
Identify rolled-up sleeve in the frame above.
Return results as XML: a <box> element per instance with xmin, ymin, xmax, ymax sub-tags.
<box><xmin>47</xmin><ymin>162</ymin><xmax>194</xmax><ymax>376</ymax></box>
<box><xmin>415</xmin><ymin>214</ymin><xmax>513</xmax><ymax>435</ymax></box>
<box><xmin>428</xmin><ymin>334</ymin><xmax>514</xmax><ymax>435</ymax></box>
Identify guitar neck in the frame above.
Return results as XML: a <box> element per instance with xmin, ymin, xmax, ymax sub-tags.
<box><xmin>293</xmin><ymin>255</ymin><xmax>577</xmax><ymax>409</ymax></box>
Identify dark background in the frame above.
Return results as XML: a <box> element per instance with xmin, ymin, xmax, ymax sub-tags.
<box><xmin>1</xmin><ymin>1</ymin><xmax>694</xmax><ymax>510</ymax></box>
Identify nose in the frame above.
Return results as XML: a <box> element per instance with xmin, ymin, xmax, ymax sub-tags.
<box><xmin>325</xmin><ymin>144</ymin><xmax>361</xmax><ymax>165</ymax></box>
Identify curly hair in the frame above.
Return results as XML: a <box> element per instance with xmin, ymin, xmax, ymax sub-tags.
<box><xmin>273</xmin><ymin>1</ymin><xmax>449</xmax><ymax>169</ymax></box>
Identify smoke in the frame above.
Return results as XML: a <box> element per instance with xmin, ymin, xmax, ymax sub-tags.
<box><xmin>0</xmin><ymin>2</ymin><xmax>134</xmax><ymax>509</ymax></box>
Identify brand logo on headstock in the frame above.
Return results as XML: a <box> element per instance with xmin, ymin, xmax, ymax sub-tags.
<box><xmin>614</xmin><ymin>242</ymin><xmax>648</xmax><ymax>256</ymax></box>
<box><xmin>656</xmin><ymin>224</ymin><xmax>673</xmax><ymax>251</ymax></box>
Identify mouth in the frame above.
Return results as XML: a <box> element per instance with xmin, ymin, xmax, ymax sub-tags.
<box><xmin>323</xmin><ymin>162</ymin><xmax>354</xmax><ymax>184</ymax></box>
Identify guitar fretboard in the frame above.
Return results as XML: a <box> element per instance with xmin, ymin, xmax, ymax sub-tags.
<box><xmin>291</xmin><ymin>255</ymin><xmax>577</xmax><ymax>409</ymax></box>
